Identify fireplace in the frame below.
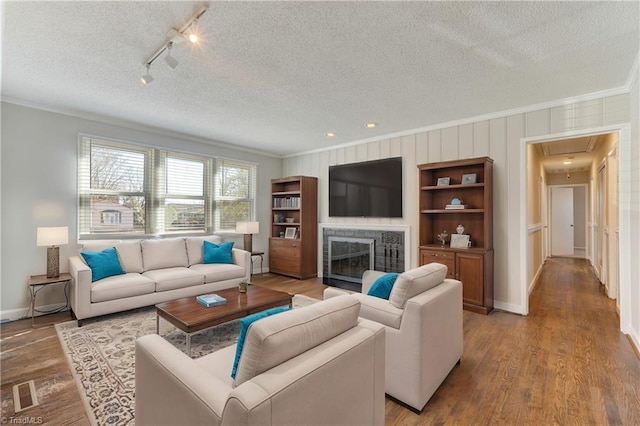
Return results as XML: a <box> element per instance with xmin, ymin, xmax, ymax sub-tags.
<box><xmin>328</xmin><ymin>237</ymin><xmax>375</xmax><ymax>284</ymax></box>
<box><xmin>322</xmin><ymin>225</ymin><xmax>407</xmax><ymax>292</ymax></box>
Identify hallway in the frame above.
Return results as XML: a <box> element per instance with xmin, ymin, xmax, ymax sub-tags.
<box><xmin>386</xmin><ymin>256</ymin><xmax>640</xmax><ymax>424</ymax></box>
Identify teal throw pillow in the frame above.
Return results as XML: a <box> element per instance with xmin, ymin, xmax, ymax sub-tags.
<box><xmin>80</xmin><ymin>247</ymin><xmax>125</xmax><ymax>282</ymax></box>
<box><xmin>367</xmin><ymin>273</ymin><xmax>399</xmax><ymax>300</ymax></box>
<box><xmin>203</xmin><ymin>241</ymin><xmax>234</xmax><ymax>264</ymax></box>
<box><xmin>231</xmin><ymin>306</ymin><xmax>290</xmax><ymax>379</ymax></box>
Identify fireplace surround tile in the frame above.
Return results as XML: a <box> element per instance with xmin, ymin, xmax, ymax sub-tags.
<box><xmin>322</xmin><ymin>227</ymin><xmax>405</xmax><ymax>290</ymax></box>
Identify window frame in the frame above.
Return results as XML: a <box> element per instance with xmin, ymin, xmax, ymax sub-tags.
<box><xmin>78</xmin><ymin>135</ymin><xmax>257</xmax><ymax>240</ymax></box>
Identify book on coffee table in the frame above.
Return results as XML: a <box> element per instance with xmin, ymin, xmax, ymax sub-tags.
<box><xmin>196</xmin><ymin>293</ymin><xmax>227</xmax><ymax>307</ymax></box>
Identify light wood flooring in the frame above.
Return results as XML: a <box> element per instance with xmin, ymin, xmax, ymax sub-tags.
<box><xmin>1</xmin><ymin>257</ymin><xmax>639</xmax><ymax>424</ymax></box>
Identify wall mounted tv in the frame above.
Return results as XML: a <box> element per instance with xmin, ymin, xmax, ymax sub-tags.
<box><xmin>329</xmin><ymin>157</ymin><xmax>403</xmax><ymax>218</ymax></box>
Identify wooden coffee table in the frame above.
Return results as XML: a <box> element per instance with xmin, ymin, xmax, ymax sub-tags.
<box><xmin>155</xmin><ymin>285</ymin><xmax>293</xmax><ymax>356</ymax></box>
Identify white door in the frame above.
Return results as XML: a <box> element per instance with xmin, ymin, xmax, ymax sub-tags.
<box><xmin>551</xmin><ymin>187</ymin><xmax>574</xmax><ymax>256</ymax></box>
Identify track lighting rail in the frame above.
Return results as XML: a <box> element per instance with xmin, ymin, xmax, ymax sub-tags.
<box><xmin>141</xmin><ymin>4</ymin><xmax>208</xmax><ymax>69</ymax></box>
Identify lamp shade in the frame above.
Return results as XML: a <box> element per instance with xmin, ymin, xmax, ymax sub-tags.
<box><xmin>37</xmin><ymin>226</ymin><xmax>69</xmax><ymax>247</ymax></box>
<box><xmin>235</xmin><ymin>221</ymin><xmax>259</xmax><ymax>234</ymax></box>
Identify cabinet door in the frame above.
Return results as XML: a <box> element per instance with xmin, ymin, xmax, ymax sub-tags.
<box><xmin>269</xmin><ymin>238</ymin><xmax>302</xmax><ymax>276</ymax></box>
<box><xmin>456</xmin><ymin>252</ymin><xmax>484</xmax><ymax>306</ymax></box>
<box><xmin>419</xmin><ymin>249</ymin><xmax>456</xmax><ymax>279</ymax></box>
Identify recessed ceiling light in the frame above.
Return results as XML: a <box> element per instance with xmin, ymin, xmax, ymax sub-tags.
<box><xmin>563</xmin><ymin>160</ymin><xmax>573</xmax><ymax>165</ymax></box>
<box><xmin>365</xmin><ymin>122</ymin><xmax>378</xmax><ymax>128</ymax></box>
<box><xmin>326</xmin><ymin>132</ymin><xmax>336</xmax><ymax>137</ymax></box>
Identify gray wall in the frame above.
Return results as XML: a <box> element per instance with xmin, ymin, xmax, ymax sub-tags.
<box><xmin>0</xmin><ymin>102</ymin><xmax>282</xmax><ymax>318</ymax></box>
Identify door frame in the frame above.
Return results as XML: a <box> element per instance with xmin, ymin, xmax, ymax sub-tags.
<box><xmin>595</xmin><ymin>160</ymin><xmax>607</xmax><ymax>282</ymax></box>
<box><xmin>520</xmin><ymin>124</ymin><xmax>631</xmax><ymax>336</ymax></box>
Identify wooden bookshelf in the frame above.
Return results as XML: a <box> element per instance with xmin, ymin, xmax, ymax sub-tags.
<box><xmin>417</xmin><ymin>157</ymin><xmax>494</xmax><ymax>314</ymax></box>
<box><xmin>269</xmin><ymin>176</ymin><xmax>318</xmax><ymax>279</ymax></box>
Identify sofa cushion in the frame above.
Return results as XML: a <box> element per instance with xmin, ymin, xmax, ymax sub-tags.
<box><xmin>114</xmin><ymin>240</ymin><xmax>143</xmax><ymax>273</ymax></box>
<box><xmin>141</xmin><ymin>238</ymin><xmax>188</xmax><ymax>271</ymax></box>
<box><xmin>203</xmin><ymin>241</ymin><xmax>234</xmax><ymax>264</ymax></box>
<box><xmin>143</xmin><ymin>267</ymin><xmax>204</xmax><ymax>292</ymax></box>
<box><xmin>186</xmin><ymin>235</ymin><xmax>223</xmax><ymax>266</ymax></box>
<box><xmin>231</xmin><ymin>306</ymin><xmax>290</xmax><ymax>379</ymax></box>
<box><xmin>80</xmin><ymin>247</ymin><xmax>125</xmax><ymax>282</ymax></box>
<box><xmin>91</xmin><ymin>273</ymin><xmax>155</xmax><ymax>303</ymax></box>
<box><xmin>189</xmin><ymin>263</ymin><xmax>245</xmax><ymax>283</ymax></box>
<box><xmin>234</xmin><ymin>295</ymin><xmax>360</xmax><ymax>387</ymax></box>
<box><xmin>367</xmin><ymin>273</ymin><xmax>398</xmax><ymax>300</ymax></box>
<box><xmin>389</xmin><ymin>263</ymin><xmax>447</xmax><ymax>309</ymax></box>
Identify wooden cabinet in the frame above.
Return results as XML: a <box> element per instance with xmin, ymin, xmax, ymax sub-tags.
<box><xmin>419</xmin><ymin>247</ymin><xmax>493</xmax><ymax>314</ymax></box>
<box><xmin>269</xmin><ymin>176</ymin><xmax>317</xmax><ymax>279</ymax></box>
<box><xmin>417</xmin><ymin>157</ymin><xmax>494</xmax><ymax>314</ymax></box>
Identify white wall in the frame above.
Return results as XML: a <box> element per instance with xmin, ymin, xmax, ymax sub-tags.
<box><xmin>0</xmin><ymin>102</ymin><xmax>282</xmax><ymax>319</ymax></box>
<box><xmin>283</xmin><ymin>92</ymin><xmax>635</xmax><ymax>316</ymax></box>
<box><xmin>627</xmin><ymin>63</ymin><xmax>640</xmax><ymax>351</ymax></box>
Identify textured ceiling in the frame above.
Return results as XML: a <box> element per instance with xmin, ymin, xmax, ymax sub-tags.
<box><xmin>2</xmin><ymin>1</ymin><xmax>638</xmax><ymax>157</ymax></box>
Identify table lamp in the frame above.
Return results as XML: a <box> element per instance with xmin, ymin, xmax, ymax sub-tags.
<box><xmin>37</xmin><ymin>226</ymin><xmax>69</xmax><ymax>278</ymax></box>
<box><xmin>235</xmin><ymin>221</ymin><xmax>259</xmax><ymax>253</ymax></box>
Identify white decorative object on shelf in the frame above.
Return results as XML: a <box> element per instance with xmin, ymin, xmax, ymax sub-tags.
<box><xmin>456</xmin><ymin>224</ymin><xmax>465</xmax><ymax>234</ymax></box>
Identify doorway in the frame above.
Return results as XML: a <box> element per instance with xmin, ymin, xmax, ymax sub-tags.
<box><xmin>522</xmin><ymin>125</ymin><xmax>630</xmax><ymax>334</ymax></box>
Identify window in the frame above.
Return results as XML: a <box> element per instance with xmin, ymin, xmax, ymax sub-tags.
<box><xmin>78</xmin><ymin>136</ymin><xmax>256</xmax><ymax>238</ymax></box>
<box><xmin>100</xmin><ymin>210</ymin><xmax>122</xmax><ymax>225</ymax></box>
<box><xmin>215</xmin><ymin>159</ymin><xmax>257</xmax><ymax>231</ymax></box>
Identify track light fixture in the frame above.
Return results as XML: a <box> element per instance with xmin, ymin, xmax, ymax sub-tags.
<box><xmin>140</xmin><ymin>4</ymin><xmax>208</xmax><ymax>85</ymax></box>
<box><xmin>140</xmin><ymin>64</ymin><xmax>154</xmax><ymax>85</ymax></box>
<box><xmin>164</xmin><ymin>42</ymin><xmax>179</xmax><ymax>70</ymax></box>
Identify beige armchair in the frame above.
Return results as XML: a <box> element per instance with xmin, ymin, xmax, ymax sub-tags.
<box><xmin>135</xmin><ymin>295</ymin><xmax>386</xmax><ymax>425</ymax></box>
<box><xmin>324</xmin><ymin>263</ymin><xmax>463</xmax><ymax>412</ymax></box>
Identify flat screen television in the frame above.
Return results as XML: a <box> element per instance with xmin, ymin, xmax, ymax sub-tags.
<box><xmin>329</xmin><ymin>157</ymin><xmax>403</xmax><ymax>218</ymax></box>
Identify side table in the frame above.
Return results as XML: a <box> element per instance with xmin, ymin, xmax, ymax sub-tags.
<box><xmin>28</xmin><ymin>273</ymin><xmax>72</xmax><ymax>327</ymax></box>
<box><xmin>250</xmin><ymin>251</ymin><xmax>264</xmax><ymax>276</ymax></box>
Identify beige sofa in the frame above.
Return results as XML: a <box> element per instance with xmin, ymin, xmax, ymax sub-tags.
<box><xmin>68</xmin><ymin>236</ymin><xmax>250</xmax><ymax>325</ymax></box>
<box><xmin>324</xmin><ymin>263</ymin><xmax>463</xmax><ymax>412</ymax></box>
<box><xmin>135</xmin><ymin>295</ymin><xmax>386</xmax><ymax>425</ymax></box>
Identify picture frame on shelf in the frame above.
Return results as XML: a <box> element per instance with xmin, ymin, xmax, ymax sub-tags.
<box><xmin>284</xmin><ymin>227</ymin><xmax>297</xmax><ymax>239</ymax></box>
<box><xmin>461</xmin><ymin>173</ymin><xmax>477</xmax><ymax>184</ymax></box>
<box><xmin>437</xmin><ymin>177</ymin><xmax>450</xmax><ymax>186</ymax></box>
<box><xmin>450</xmin><ymin>234</ymin><xmax>471</xmax><ymax>248</ymax></box>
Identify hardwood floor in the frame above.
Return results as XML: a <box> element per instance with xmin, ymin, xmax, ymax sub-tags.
<box><xmin>1</xmin><ymin>258</ymin><xmax>639</xmax><ymax>425</ymax></box>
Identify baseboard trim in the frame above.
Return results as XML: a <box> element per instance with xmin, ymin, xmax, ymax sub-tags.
<box><xmin>628</xmin><ymin>330</ymin><xmax>640</xmax><ymax>361</ymax></box>
<box><xmin>494</xmin><ymin>300</ymin><xmax>525</xmax><ymax>315</ymax></box>
<box><xmin>0</xmin><ymin>303</ymin><xmax>70</xmax><ymax>323</ymax></box>
<box><xmin>528</xmin><ymin>263</ymin><xmax>544</xmax><ymax>296</ymax></box>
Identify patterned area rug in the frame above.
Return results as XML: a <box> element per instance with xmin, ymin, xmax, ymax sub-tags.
<box><xmin>55</xmin><ymin>294</ymin><xmax>318</xmax><ymax>425</ymax></box>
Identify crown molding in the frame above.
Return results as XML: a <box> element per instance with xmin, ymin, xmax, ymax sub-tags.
<box><xmin>284</xmin><ymin>84</ymin><xmax>631</xmax><ymax>159</ymax></box>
